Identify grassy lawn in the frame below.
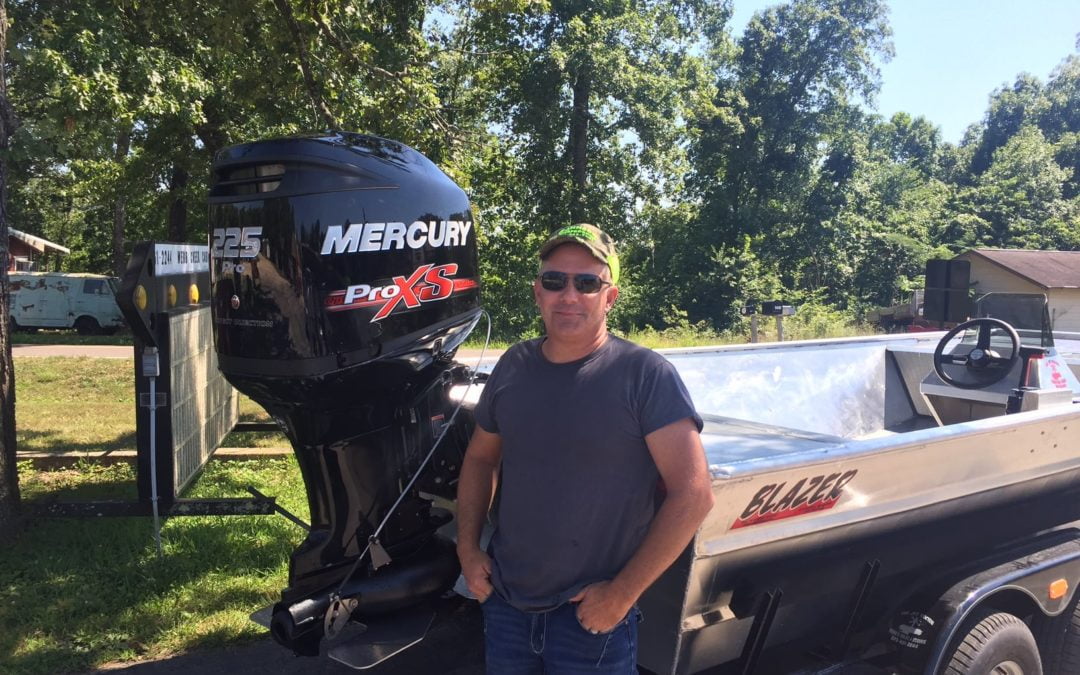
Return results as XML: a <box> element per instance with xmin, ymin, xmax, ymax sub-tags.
<box><xmin>4</xmin><ymin>458</ymin><xmax>307</xmax><ymax>675</ymax></box>
<box><xmin>5</xmin><ymin>356</ymin><xmax>303</xmax><ymax>673</ymax></box>
<box><xmin>15</xmin><ymin>357</ymin><xmax>286</xmax><ymax>455</ymax></box>
<box><xmin>462</xmin><ymin>319</ymin><xmax>876</xmax><ymax>353</ymax></box>
<box><xmin>16</xmin><ymin>357</ymin><xmax>136</xmax><ymax>455</ymax></box>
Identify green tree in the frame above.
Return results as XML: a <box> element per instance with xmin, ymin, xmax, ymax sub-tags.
<box><xmin>8</xmin><ymin>0</ymin><xmax>454</xmax><ymax>275</ymax></box>
<box><xmin>444</xmin><ymin>0</ymin><xmax>728</xmax><ymax>333</ymax></box>
<box><xmin>968</xmin><ymin>73</ymin><xmax>1045</xmax><ymax>177</ymax></box>
<box><xmin>9</xmin><ymin>0</ymin><xmax>221</xmax><ymax>271</ymax></box>
<box><xmin>940</xmin><ymin>126</ymin><xmax>1078</xmax><ymax>250</ymax></box>
<box><xmin>1040</xmin><ymin>55</ymin><xmax>1080</xmax><ymax>198</ymax></box>
<box><xmin>682</xmin><ymin>0</ymin><xmax>892</xmax><ymax>326</ymax></box>
<box><xmin>837</xmin><ymin>112</ymin><xmax>952</xmax><ymax>307</ymax></box>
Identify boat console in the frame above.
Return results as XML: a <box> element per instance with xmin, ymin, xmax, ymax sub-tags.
<box><xmin>919</xmin><ymin>294</ymin><xmax>1080</xmax><ymax>425</ymax></box>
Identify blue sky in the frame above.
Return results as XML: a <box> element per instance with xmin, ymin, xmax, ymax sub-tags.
<box><xmin>730</xmin><ymin>0</ymin><xmax>1080</xmax><ymax>144</ymax></box>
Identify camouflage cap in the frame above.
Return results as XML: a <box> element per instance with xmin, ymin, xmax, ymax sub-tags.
<box><xmin>538</xmin><ymin>224</ymin><xmax>620</xmax><ymax>284</ymax></box>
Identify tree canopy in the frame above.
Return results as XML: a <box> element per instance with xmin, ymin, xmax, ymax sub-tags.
<box><xmin>4</xmin><ymin>0</ymin><xmax>1079</xmax><ymax>339</ymax></box>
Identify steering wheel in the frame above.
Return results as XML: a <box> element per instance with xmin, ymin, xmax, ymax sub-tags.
<box><xmin>932</xmin><ymin>318</ymin><xmax>1021</xmax><ymax>389</ymax></box>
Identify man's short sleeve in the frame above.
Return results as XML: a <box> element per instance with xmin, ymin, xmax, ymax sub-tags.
<box><xmin>473</xmin><ymin>357</ymin><xmax>504</xmax><ymax>434</ymax></box>
<box><xmin>637</xmin><ymin>356</ymin><xmax>703</xmax><ymax>437</ymax></box>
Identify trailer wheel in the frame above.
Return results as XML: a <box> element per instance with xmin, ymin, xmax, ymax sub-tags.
<box><xmin>74</xmin><ymin>316</ymin><xmax>101</xmax><ymax>335</ymax></box>
<box><xmin>944</xmin><ymin>610</ymin><xmax>1042</xmax><ymax>675</ymax></box>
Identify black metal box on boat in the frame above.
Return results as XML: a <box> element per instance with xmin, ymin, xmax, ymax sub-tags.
<box><xmin>208</xmin><ymin>133</ymin><xmax>481</xmax><ymax>662</ymax></box>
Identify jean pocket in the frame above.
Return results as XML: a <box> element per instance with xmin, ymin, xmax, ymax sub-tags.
<box><xmin>595</xmin><ymin>616</ymin><xmax>636</xmax><ymax>669</ymax></box>
<box><xmin>573</xmin><ymin>608</ymin><xmax>631</xmax><ymax>636</ymax></box>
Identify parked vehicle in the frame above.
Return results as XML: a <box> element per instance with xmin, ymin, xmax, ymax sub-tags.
<box><xmin>10</xmin><ymin>272</ymin><xmax>125</xmax><ymax>334</ymax></box>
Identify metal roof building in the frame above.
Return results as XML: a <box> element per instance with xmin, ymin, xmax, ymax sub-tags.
<box><xmin>955</xmin><ymin>249</ymin><xmax>1080</xmax><ymax>333</ymax></box>
<box><xmin>8</xmin><ymin>228</ymin><xmax>70</xmax><ymax>271</ymax></box>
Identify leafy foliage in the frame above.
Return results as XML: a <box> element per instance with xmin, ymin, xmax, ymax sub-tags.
<box><xmin>4</xmin><ymin>0</ymin><xmax>1079</xmax><ymax>338</ymax></box>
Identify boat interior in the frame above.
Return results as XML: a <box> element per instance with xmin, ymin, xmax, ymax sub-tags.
<box><xmin>664</xmin><ymin>294</ymin><xmax>1080</xmax><ymax>470</ymax></box>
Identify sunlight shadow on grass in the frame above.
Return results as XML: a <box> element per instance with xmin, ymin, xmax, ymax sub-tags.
<box><xmin>3</xmin><ymin>459</ymin><xmax>308</xmax><ymax>674</ymax></box>
<box><xmin>17</xmin><ymin>428</ymin><xmax>139</xmax><ymax>456</ymax></box>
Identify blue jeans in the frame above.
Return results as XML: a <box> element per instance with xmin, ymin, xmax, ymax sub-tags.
<box><xmin>480</xmin><ymin>592</ymin><xmax>641</xmax><ymax>674</ymax></box>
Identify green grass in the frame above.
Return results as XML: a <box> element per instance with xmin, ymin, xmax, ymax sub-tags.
<box><xmin>463</xmin><ymin>310</ymin><xmax>877</xmax><ymax>353</ymax></box>
<box><xmin>16</xmin><ymin>357</ymin><xmax>136</xmax><ymax>455</ymax></box>
<box><xmin>14</xmin><ymin>357</ymin><xmax>286</xmax><ymax>454</ymax></box>
<box><xmin>460</xmin><ymin>337</ymin><xmax>513</xmax><ymax>351</ymax></box>
<box><xmin>4</xmin><ymin>458</ymin><xmax>308</xmax><ymax>675</ymax></box>
<box><xmin>223</xmin><ymin>395</ymin><xmax>287</xmax><ymax>448</ymax></box>
<box><xmin>6</xmin><ymin>355</ymin><xmax>302</xmax><ymax>673</ymax></box>
<box><xmin>624</xmin><ymin>321</ymin><xmax>876</xmax><ymax>351</ymax></box>
<box><xmin>12</xmin><ymin>330</ymin><xmax>134</xmax><ymax>346</ymax></box>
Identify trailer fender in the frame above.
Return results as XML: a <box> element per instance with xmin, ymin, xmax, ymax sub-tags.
<box><xmin>901</xmin><ymin>532</ymin><xmax>1080</xmax><ymax>674</ymax></box>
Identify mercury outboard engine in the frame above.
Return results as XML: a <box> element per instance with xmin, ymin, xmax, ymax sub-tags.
<box><xmin>208</xmin><ymin>133</ymin><xmax>481</xmax><ymax>660</ymax></box>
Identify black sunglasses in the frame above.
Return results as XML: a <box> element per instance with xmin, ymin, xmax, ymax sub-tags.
<box><xmin>538</xmin><ymin>271</ymin><xmax>611</xmax><ymax>294</ymax></box>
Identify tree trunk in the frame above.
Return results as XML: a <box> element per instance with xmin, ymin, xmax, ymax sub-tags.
<box><xmin>196</xmin><ymin>100</ymin><xmax>229</xmax><ymax>161</ymax></box>
<box><xmin>167</xmin><ymin>164</ymin><xmax>188</xmax><ymax>242</ymax></box>
<box><xmin>0</xmin><ymin>0</ymin><xmax>21</xmax><ymax>528</ymax></box>
<box><xmin>271</xmin><ymin>0</ymin><xmax>339</xmax><ymax>130</ymax></box>
<box><xmin>112</xmin><ymin>128</ymin><xmax>130</xmax><ymax>276</ymax></box>
<box><xmin>568</xmin><ymin>61</ymin><xmax>592</xmax><ymax>223</ymax></box>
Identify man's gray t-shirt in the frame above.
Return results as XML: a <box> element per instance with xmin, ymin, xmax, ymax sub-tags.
<box><xmin>473</xmin><ymin>335</ymin><xmax>703</xmax><ymax>612</ymax></box>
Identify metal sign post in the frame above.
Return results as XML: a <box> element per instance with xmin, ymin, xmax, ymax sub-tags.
<box><xmin>142</xmin><ymin>346</ymin><xmax>163</xmax><ymax>558</ymax></box>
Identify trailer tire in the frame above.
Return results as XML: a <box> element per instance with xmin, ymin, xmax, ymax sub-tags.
<box><xmin>944</xmin><ymin>610</ymin><xmax>1042</xmax><ymax>675</ymax></box>
<box><xmin>74</xmin><ymin>316</ymin><xmax>101</xmax><ymax>335</ymax></box>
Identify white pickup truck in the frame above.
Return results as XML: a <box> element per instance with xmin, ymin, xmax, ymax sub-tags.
<box><xmin>9</xmin><ymin>272</ymin><xmax>125</xmax><ymax>334</ymax></box>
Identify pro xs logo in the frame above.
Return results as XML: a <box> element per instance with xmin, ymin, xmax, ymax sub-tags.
<box><xmin>324</xmin><ymin>263</ymin><xmax>478</xmax><ymax>321</ymax></box>
<box><xmin>732</xmin><ymin>469</ymin><xmax>858</xmax><ymax>529</ymax></box>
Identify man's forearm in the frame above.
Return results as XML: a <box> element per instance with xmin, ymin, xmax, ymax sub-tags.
<box><xmin>455</xmin><ymin>453</ymin><xmax>497</xmax><ymax>553</ymax></box>
<box><xmin>611</xmin><ymin>485</ymin><xmax>714</xmax><ymax>605</ymax></box>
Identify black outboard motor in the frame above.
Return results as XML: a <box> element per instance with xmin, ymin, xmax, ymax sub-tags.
<box><xmin>208</xmin><ymin>133</ymin><xmax>481</xmax><ymax>658</ymax></box>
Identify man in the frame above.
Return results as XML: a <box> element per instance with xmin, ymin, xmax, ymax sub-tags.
<box><xmin>456</xmin><ymin>224</ymin><xmax>714</xmax><ymax>673</ymax></box>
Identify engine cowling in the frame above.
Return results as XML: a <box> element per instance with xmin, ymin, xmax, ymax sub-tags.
<box><xmin>208</xmin><ymin>133</ymin><xmax>479</xmax><ymax>655</ymax></box>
